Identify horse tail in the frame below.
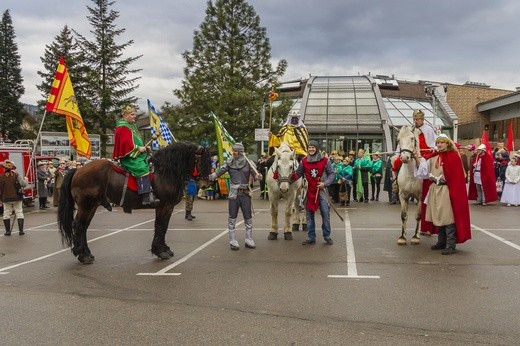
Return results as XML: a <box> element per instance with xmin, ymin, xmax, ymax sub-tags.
<box><xmin>57</xmin><ymin>168</ymin><xmax>77</xmax><ymax>247</ymax></box>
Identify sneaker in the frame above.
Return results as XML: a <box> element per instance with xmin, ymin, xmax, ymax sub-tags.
<box><xmin>324</xmin><ymin>237</ymin><xmax>333</xmax><ymax>245</ymax></box>
<box><xmin>302</xmin><ymin>239</ymin><xmax>316</xmax><ymax>245</ymax></box>
<box><xmin>507</xmin><ymin>203</ymin><xmax>512</xmax><ymax>207</ymax></box>
<box><xmin>245</xmin><ymin>239</ymin><xmax>256</xmax><ymax>249</ymax></box>
<box><xmin>230</xmin><ymin>239</ymin><xmax>239</xmax><ymax>250</ymax></box>
<box><xmin>482</xmin><ymin>202</ymin><xmax>487</xmax><ymax>206</ymax></box>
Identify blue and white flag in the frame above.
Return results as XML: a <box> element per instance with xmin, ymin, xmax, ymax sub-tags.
<box><xmin>148</xmin><ymin>99</ymin><xmax>175</xmax><ymax>149</ymax></box>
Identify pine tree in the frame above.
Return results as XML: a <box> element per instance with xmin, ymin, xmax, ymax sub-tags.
<box><xmin>36</xmin><ymin>25</ymin><xmax>82</xmax><ymax>133</ymax></box>
<box><xmin>74</xmin><ymin>0</ymin><xmax>141</xmax><ymax>155</ymax></box>
<box><xmin>0</xmin><ymin>10</ymin><xmax>25</xmax><ymax>141</ymax></box>
<box><xmin>173</xmin><ymin>0</ymin><xmax>287</xmax><ymax>148</ymax></box>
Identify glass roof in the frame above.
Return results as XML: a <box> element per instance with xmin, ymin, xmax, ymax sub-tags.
<box><xmin>383</xmin><ymin>97</ymin><xmax>451</xmax><ymax>128</ymax></box>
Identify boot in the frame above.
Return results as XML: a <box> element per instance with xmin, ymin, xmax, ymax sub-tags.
<box><xmin>228</xmin><ymin>218</ymin><xmax>239</xmax><ymax>250</ymax></box>
<box><xmin>442</xmin><ymin>224</ymin><xmax>457</xmax><ymax>255</ymax></box>
<box><xmin>185</xmin><ymin>210</ymin><xmax>196</xmax><ymax>221</ymax></box>
<box><xmin>431</xmin><ymin>226</ymin><xmax>447</xmax><ymax>250</ymax></box>
<box><xmin>18</xmin><ymin>219</ymin><xmax>25</xmax><ymax>236</ymax></box>
<box><xmin>3</xmin><ymin>219</ymin><xmax>11</xmax><ymax>236</ymax></box>
<box><xmin>244</xmin><ymin>218</ymin><xmax>255</xmax><ymax>249</ymax></box>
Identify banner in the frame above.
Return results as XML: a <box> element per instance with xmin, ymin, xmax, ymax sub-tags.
<box><xmin>45</xmin><ymin>56</ymin><xmax>91</xmax><ymax>158</ymax></box>
<box><xmin>148</xmin><ymin>99</ymin><xmax>175</xmax><ymax>149</ymax></box>
<box><xmin>507</xmin><ymin>121</ymin><xmax>514</xmax><ymax>152</ymax></box>
<box><xmin>210</xmin><ymin>112</ymin><xmax>235</xmax><ymax>164</ymax></box>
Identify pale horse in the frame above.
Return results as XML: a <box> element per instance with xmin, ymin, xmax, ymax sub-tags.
<box><xmin>266</xmin><ymin>142</ymin><xmax>306</xmax><ymax>241</ymax></box>
<box><xmin>395</xmin><ymin>125</ymin><xmax>425</xmax><ymax>245</ymax></box>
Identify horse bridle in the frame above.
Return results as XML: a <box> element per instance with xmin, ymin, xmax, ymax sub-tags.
<box><xmin>272</xmin><ymin>157</ymin><xmax>298</xmax><ymax>186</ymax></box>
<box><xmin>399</xmin><ymin>126</ymin><xmax>418</xmax><ymax>157</ymax></box>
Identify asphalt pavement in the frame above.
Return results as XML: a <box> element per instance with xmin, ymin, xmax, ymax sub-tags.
<box><xmin>1</xmin><ymin>190</ymin><xmax>519</xmax><ymax>345</ymax></box>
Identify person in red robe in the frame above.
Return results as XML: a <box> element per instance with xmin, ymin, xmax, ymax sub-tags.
<box><xmin>468</xmin><ymin>144</ymin><xmax>498</xmax><ymax>205</ymax></box>
<box><xmin>414</xmin><ymin>134</ymin><xmax>471</xmax><ymax>254</ymax></box>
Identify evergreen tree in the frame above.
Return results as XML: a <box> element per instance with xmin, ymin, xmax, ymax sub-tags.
<box><xmin>0</xmin><ymin>10</ymin><xmax>25</xmax><ymax>141</ymax></box>
<box><xmin>74</xmin><ymin>0</ymin><xmax>141</xmax><ymax>156</ymax></box>
<box><xmin>36</xmin><ymin>25</ymin><xmax>82</xmax><ymax>133</ymax></box>
<box><xmin>173</xmin><ymin>0</ymin><xmax>287</xmax><ymax>149</ymax></box>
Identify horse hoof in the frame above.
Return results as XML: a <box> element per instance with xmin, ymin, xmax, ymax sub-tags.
<box><xmin>156</xmin><ymin>251</ymin><xmax>171</xmax><ymax>260</ymax></box>
<box><xmin>419</xmin><ymin>231</ymin><xmax>431</xmax><ymax>237</ymax></box>
<box><xmin>410</xmin><ymin>238</ymin><xmax>420</xmax><ymax>245</ymax></box>
<box><xmin>166</xmin><ymin>249</ymin><xmax>174</xmax><ymax>257</ymax></box>
<box><xmin>78</xmin><ymin>254</ymin><xmax>94</xmax><ymax>264</ymax></box>
<box><xmin>397</xmin><ymin>238</ymin><xmax>407</xmax><ymax>246</ymax></box>
<box><xmin>268</xmin><ymin>232</ymin><xmax>278</xmax><ymax>240</ymax></box>
<box><xmin>284</xmin><ymin>232</ymin><xmax>293</xmax><ymax>240</ymax></box>
<box><xmin>291</xmin><ymin>224</ymin><xmax>300</xmax><ymax>232</ymax></box>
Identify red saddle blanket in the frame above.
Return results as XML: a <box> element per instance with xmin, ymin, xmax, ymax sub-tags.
<box><xmin>112</xmin><ymin>165</ymin><xmax>153</xmax><ymax>192</ymax></box>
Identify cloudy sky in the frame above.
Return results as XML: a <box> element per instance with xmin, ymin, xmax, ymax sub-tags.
<box><xmin>5</xmin><ymin>0</ymin><xmax>520</xmax><ymax>111</ymax></box>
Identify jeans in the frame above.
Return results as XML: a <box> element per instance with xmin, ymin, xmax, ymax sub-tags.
<box><xmin>305</xmin><ymin>193</ymin><xmax>332</xmax><ymax>241</ymax></box>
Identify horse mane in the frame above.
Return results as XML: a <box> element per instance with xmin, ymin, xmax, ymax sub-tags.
<box><xmin>152</xmin><ymin>141</ymin><xmax>211</xmax><ymax>181</ymax></box>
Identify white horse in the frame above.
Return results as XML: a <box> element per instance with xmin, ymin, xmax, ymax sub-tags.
<box><xmin>396</xmin><ymin>125</ymin><xmax>424</xmax><ymax>245</ymax></box>
<box><xmin>266</xmin><ymin>142</ymin><xmax>306</xmax><ymax>241</ymax></box>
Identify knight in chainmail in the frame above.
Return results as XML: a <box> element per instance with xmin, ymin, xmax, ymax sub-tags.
<box><xmin>209</xmin><ymin>143</ymin><xmax>262</xmax><ymax>250</ymax></box>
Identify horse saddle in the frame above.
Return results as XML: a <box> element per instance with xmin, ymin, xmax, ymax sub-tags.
<box><xmin>111</xmin><ymin>163</ymin><xmax>155</xmax><ymax>214</ymax></box>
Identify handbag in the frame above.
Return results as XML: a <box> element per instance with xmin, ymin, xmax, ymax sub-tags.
<box><xmin>14</xmin><ymin>180</ymin><xmax>24</xmax><ymax>197</ymax></box>
<box><xmin>496</xmin><ymin>180</ymin><xmax>503</xmax><ymax>193</ymax></box>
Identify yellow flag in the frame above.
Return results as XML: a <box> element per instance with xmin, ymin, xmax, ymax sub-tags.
<box><xmin>46</xmin><ymin>56</ymin><xmax>91</xmax><ymax>158</ymax></box>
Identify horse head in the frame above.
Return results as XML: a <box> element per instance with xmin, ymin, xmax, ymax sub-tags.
<box><xmin>398</xmin><ymin>125</ymin><xmax>418</xmax><ymax>163</ymax></box>
<box><xmin>273</xmin><ymin>142</ymin><xmax>298</xmax><ymax>193</ymax></box>
<box><xmin>194</xmin><ymin>145</ymin><xmax>212</xmax><ymax>189</ymax></box>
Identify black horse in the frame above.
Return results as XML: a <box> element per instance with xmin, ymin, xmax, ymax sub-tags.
<box><xmin>57</xmin><ymin>141</ymin><xmax>212</xmax><ymax>264</ymax></box>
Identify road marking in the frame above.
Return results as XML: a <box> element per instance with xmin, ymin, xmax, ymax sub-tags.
<box><xmin>472</xmin><ymin>224</ymin><xmax>520</xmax><ymax>251</ymax></box>
<box><xmin>0</xmin><ymin>218</ymin><xmax>155</xmax><ymax>275</ymax></box>
<box><xmin>137</xmin><ymin>216</ymin><xmax>258</xmax><ymax>276</ymax></box>
<box><xmin>328</xmin><ymin>209</ymin><xmax>380</xmax><ymax>279</ymax></box>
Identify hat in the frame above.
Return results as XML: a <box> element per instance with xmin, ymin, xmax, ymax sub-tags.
<box><xmin>37</xmin><ymin>161</ymin><xmax>45</xmax><ymax>166</ymax></box>
<box><xmin>477</xmin><ymin>144</ymin><xmax>486</xmax><ymax>151</ymax></box>
<box><xmin>232</xmin><ymin>143</ymin><xmax>244</xmax><ymax>153</ymax></box>
<box><xmin>122</xmin><ymin>105</ymin><xmax>136</xmax><ymax>116</ymax></box>
<box><xmin>348</xmin><ymin>150</ymin><xmax>355</xmax><ymax>156</ymax></box>
<box><xmin>372</xmin><ymin>151</ymin><xmax>381</xmax><ymax>157</ymax></box>
<box><xmin>308</xmin><ymin>140</ymin><xmax>319</xmax><ymax>148</ymax></box>
<box><xmin>331</xmin><ymin>150</ymin><xmax>338</xmax><ymax>155</ymax></box>
<box><xmin>2</xmin><ymin>160</ymin><xmax>15</xmax><ymax>170</ymax></box>
<box><xmin>435</xmin><ymin>133</ymin><xmax>451</xmax><ymax>142</ymax></box>
<box><xmin>261</xmin><ymin>152</ymin><xmax>266</xmax><ymax>157</ymax></box>
<box><xmin>413</xmin><ymin>109</ymin><xmax>425</xmax><ymax>119</ymax></box>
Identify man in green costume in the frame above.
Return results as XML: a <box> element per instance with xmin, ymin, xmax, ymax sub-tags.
<box><xmin>112</xmin><ymin>105</ymin><xmax>154</xmax><ymax>204</ymax></box>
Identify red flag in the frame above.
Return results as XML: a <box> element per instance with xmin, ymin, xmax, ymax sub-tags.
<box><xmin>481</xmin><ymin>130</ymin><xmax>492</xmax><ymax>156</ymax></box>
<box><xmin>507</xmin><ymin>122</ymin><xmax>514</xmax><ymax>152</ymax></box>
<box><xmin>46</xmin><ymin>56</ymin><xmax>91</xmax><ymax>158</ymax></box>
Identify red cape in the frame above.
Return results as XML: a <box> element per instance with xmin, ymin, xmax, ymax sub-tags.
<box><xmin>468</xmin><ymin>152</ymin><xmax>498</xmax><ymax>203</ymax></box>
<box><xmin>431</xmin><ymin>150</ymin><xmax>472</xmax><ymax>244</ymax></box>
<box><xmin>113</xmin><ymin>125</ymin><xmax>136</xmax><ymax>160</ymax></box>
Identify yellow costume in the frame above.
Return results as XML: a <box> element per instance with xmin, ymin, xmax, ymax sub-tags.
<box><xmin>268</xmin><ymin>113</ymin><xmax>308</xmax><ymax>157</ymax></box>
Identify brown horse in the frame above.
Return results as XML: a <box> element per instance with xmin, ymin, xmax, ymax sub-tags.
<box><xmin>57</xmin><ymin>141</ymin><xmax>212</xmax><ymax>264</ymax></box>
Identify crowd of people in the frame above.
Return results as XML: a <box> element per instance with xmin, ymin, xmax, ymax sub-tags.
<box><xmin>2</xmin><ymin>105</ymin><xmax>519</xmax><ymax>254</ymax></box>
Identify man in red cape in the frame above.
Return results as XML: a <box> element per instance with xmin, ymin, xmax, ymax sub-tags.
<box><xmin>414</xmin><ymin>134</ymin><xmax>471</xmax><ymax>254</ymax></box>
<box><xmin>468</xmin><ymin>144</ymin><xmax>498</xmax><ymax>205</ymax></box>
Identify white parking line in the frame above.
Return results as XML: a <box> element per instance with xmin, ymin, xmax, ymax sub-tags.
<box><xmin>0</xmin><ymin>218</ymin><xmax>155</xmax><ymax>275</ymax></box>
<box><xmin>137</xmin><ymin>215</ymin><xmax>258</xmax><ymax>276</ymax></box>
<box><xmin>472</xmin><ymin>224</ymin><xmax>520</xmax><ymax>251</ymax></box>
<box><xmin>328</xmin><ymin>209</ymin><xmax>380</xmax><ymax>279</ymax></box>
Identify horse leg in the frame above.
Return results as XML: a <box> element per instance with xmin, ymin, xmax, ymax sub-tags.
<box><xmin>284</xmin><ymin>199</ymin><xmax>293</xmax><ymax>240</ymax></box>
<box><xmin>72</xmin><ymin>207</ymin><xmax>97</xmax><ymax>264</ymax></box>
<box><xmin>410</xmin><ymin>200</ymin><xmax>421</xmax><ymax>245</ymax></box>
<box><xmin>397</xmin><ymin>195</ymin><xmax>408</xmax><ymax>245</ymax></box>
<box><xmin>268</xmin><ymin>196</ymin><xmax>278</xmax><ymax>240</ymax></box>
<box><xmin>151</xmin><ymin>205</ymin><xmax>175</xmax><ymax>260</ymax></box>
